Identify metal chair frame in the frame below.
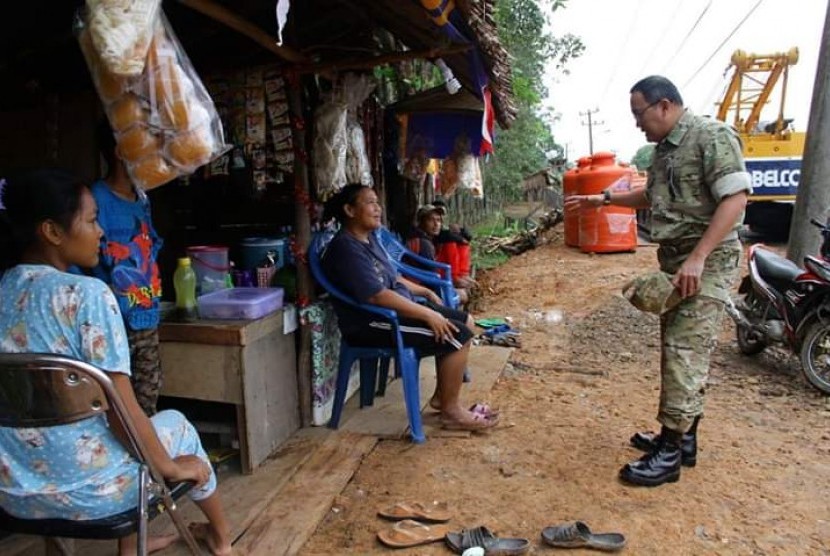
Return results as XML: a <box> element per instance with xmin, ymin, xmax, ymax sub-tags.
<box><xmin>0</xmin><ymin>352</ymin><xmax>201</xmax><ymax>555</ymax></box>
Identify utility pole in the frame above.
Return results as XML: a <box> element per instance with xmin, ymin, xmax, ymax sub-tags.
<box><xmin>788</xmin><ymin>1</ymin><xmax>830</xmax><ymax>264</ymax></box>
<box><xmin>579</xmin><ymin>108</ymin><xmax>603</xmax><ymax>155</ymax></box>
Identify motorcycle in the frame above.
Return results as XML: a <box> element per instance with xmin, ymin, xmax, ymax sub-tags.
<box><xmin>726</xmin><ymin>218</ymin><xmax>830</xmax><ymax>394</ymax></box>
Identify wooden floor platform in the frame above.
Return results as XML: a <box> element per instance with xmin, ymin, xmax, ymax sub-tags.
<box><xmin>0</xmin><ymin>345</ymin><xmax>512</xmax><ymax>556</ymax></box>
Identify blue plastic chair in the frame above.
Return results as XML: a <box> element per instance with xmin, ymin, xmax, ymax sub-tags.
<box><xmin>376</xmin><ymin>227</ymin><xmax>471</xmax><ymax>384</ymax></box>
<box><xmin>376</xmin><ymin>227</ymin><xmax>460</xmax><ymax>309</ymax></box>
<box><xmin>308</xmin><ymin>229</ymin><xmax>426</xmax><ymax>443</ymax></box>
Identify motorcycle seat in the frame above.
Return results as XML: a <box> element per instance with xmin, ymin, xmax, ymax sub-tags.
<box><xmin>754</xmin><ymin>248</ymin><xmax>803</xmax><ymax>284</ymax></box>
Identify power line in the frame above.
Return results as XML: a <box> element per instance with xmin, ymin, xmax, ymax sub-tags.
<box><xmin>579</xmin><ymin>108</ymin><xmax>604</xmax><ymax>155</ymax></box>
<box><xmin>635</xmin><ymin>0</ymin><xmax>683</xmax><ymax>77</ymax></box>
<box><xmin>658</xmin><ymin>0</ymin><xmax>713</xmax><ymax>75</ymax></box>
<box><xmin>682</xmin><ymin>0</ymin><xmax>765</xmax><ymax>89</ymax></box>
<box><xmin>598</xmin><ymin>0</ymin><xmax>644</xmax><ymax>107</ymax></box>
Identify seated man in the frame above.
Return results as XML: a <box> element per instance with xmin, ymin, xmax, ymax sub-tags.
<box><xmin>321</xmin><ymin>184</ymin><xmax>497</xmax><ymax>430</ymax></box>
<box><xmin>406</xmin><ymin>203</ymin><xmax>473</xmax><ymax>304</ymax></box>
<box><xmin>0</xmin><ymin>169</ymin><xmax>233</xmax><ymax>556</ymax></box>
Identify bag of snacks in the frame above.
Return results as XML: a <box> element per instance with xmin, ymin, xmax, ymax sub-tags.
<box><xmin>78</xmin><ymin>9</ymin><xmax>229</xmax><ymax>190</ymax></box>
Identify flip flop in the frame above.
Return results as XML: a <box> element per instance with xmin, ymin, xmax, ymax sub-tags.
<box><xmin>446</xmin><ymin>526</ymin><xmax>530</xmax><ymax>555</ymax></box>
<box><xmin>377</xmin><ymin>501</ymin><xmax>452</xmax><ymax>523</ymax></box>
<box><xmin>541</xmin><ymin>521</ymin><xmax>626</xmax><ymax>552</ymax></box>
<box><xmin>441</xmin><ymin>412</ymin><xmax>500</xmax><ymax>432</ymax></box>
<box><xmin>377</xmin><ymin>519</ymin><xmax>451</xmax><ymax>548</ymax></box>
<box><xmin>470</xmin><ymin>402</ymin><xmax>500</xmax><ymax>418</ymax></box>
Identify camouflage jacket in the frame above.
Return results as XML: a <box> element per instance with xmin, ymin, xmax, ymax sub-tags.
<box><xmin>644</xmin><ymin>110</ymin><xmax>752</xmax><ymax>243</ymax></box>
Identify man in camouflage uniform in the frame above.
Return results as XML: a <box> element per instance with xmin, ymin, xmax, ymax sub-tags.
<box><xmin>565</xmin><ymin>75</ymin><xmax>751</xmax><ymax>486</ymax></box>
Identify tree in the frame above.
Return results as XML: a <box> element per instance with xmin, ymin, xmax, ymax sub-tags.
<box><xmin>630</xmin><ymin>144</ymin><xmax>655</xmax><ymax>171</ymax></box>
<box><xmin>485</xmin><ymin>0</ymin><xmax>584</xmax><ymax>201</ymax></box>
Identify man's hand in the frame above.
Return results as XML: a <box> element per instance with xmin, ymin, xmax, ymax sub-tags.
<box><xmin>672</xmin><ymin>254</ymin><xmax>706</xmax><ymax>298</ymax></box>
<box><xmin>564</xmin><ymin>194</ymin><xmax>603</xmax><ymax>211</ymax></box>
<box><xmin>425</xmin><ymin>289</ymin><xmax>443</xmax><ymax>306</ymax></box>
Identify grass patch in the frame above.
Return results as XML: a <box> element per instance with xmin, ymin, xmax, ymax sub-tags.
<box><xmin>471</xmin><ymin>212</ymin><xmax>517</xmax><ymax>271</ymax></box>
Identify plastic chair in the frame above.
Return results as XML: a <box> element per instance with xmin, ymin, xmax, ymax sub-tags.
<box><xmin>376</xmin><ymin>227</ymin><xmax>460</xmax><ymax>309</ymax></box>
<box><xmin>308</xmin><ymin>230</ymin><xmax>426</xmax><ymax>443</ymax></box>
<box><xmin>0</xmin><ymin>353</ymin><xmax>200</xmax><ymax>556</ymax></box>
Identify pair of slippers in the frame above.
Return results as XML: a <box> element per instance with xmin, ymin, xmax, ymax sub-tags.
<box><xmin>376</xmin><ymin>502</ymin><xmax>453</xmax><ymax>548</ymax></box>
<box><xmin>446</xmin><ymin>522</ymin><xmax>625</xmax><ymax>554</ymax></box>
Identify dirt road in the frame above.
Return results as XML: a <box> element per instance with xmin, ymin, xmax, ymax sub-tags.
<box><xmin>303</xmin><ymin>229</ymin><xmax>830</xmax><ymax>555</ymax></box>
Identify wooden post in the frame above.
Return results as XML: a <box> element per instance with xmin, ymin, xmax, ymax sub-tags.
<box><xmin>788</xmin><ymin>1</ymin><xmax>830</xmax><ymax>263</ymax></box>
<box><xmin>287</xmin><ymin>73</ymin><xmax>313</xmax><ymax>427</ymax></box>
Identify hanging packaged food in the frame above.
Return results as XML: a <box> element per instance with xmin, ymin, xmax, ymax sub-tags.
<box><xmin>77</xmin><ymin>6</ymin><xmax>229</xmax><ymax>190</ymax></box>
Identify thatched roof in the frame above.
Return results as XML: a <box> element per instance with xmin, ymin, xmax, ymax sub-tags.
<box><xmin>0</xmin><ymin>0</ymin><xmax>515</xmax><ymax>127</ymax></box>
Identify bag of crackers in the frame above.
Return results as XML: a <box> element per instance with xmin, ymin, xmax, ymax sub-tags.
<box><xmin>77</xmin><ymin>2</ymin><xmax>228</xmax><ymax>190</ymax></box>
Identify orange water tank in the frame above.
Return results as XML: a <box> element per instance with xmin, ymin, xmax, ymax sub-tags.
<box><xmin>564</xmin><ymin>156</ymin><xmax>592</xmax><ymax>247</ymax></box>
<box><xmin>578</xmin><ymin>151</ymin><xmax>638</xmax><ymax>253</ymax></box>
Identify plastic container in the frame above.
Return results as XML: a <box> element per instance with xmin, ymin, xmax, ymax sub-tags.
<box><xmin>239</xmin><ymin>237</ymin><xmax>286</xmax><ymax>271</ymax></box>
<box><xmin>564</xmin><ymin>156</ymin><xmax>592</xmax><ymax>248</ymax></box>
<box><xmin>186</xmin><ymin>245</ymin><xmax>230</xmax><ymax>295</ymax></box>
<box><xmin>578</xmin><ymin>152</ymin><xmax>637</xmax><ymax>254</ymax></box>
<box><xmin>173</xmin><ymin>257</ymin><xmax>197</xmax><ymax>321</ymax></box>
<box><xmin>197</xmin><ymin>287</ymin><xmax>284</xmax><ymax>320</ymax></box>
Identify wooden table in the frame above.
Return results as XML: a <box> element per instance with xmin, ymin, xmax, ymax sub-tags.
<box><xmin>159</xmin><ymin>309</ymin><xmax>298</xmax><ymax>474</ymax></box>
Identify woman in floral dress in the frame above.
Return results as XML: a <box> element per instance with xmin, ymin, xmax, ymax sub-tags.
<box><xmin>0</xmin><ymin>169</ymin><xmax>233</xmax><ymax>555</ymax></box>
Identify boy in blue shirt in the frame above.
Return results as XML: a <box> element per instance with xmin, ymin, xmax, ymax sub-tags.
<box><xmin>85</xmin><ymin>120</ymin><xmax>165</xmax><ymax>415</ymax></box>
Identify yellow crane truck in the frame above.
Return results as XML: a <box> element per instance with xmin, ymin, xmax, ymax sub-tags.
<box><xmin>716</xmin><ymin>47</ymin><xmax>804</xmax><ymax>239</ymax></box>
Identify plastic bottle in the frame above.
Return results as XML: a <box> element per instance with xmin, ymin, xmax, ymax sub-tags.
<box><xmin>173</xmin><ymin>257</ymin><xmax>198</xmax><ymax>321</ymax></box>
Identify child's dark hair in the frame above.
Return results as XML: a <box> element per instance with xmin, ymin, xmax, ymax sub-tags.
<box><xmin>0</xmin><ymin>169</ymin><xmax>87</xmax><ymax>270</ymax></box>
<box><xmin>96</xmin><ymin>118</ymin><xmax>118</xmax><ymax>177</ymax></box>
<box><xmin>322</xmin><ymin>183</ymin><xmax>371</xmax><ymax>223</ymax></box>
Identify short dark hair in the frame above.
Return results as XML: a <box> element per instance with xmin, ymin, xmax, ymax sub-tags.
<box><xmin>0</xmin><ymin>169</ymin><xmax>87</xmax><ymax>270</ymax></box>
<box><xmin>322</xmin><ymin>183</ymin><xmax>372</xmax><ymax>223</ymax></box>
<box><xmin>96</xmin><ymin>118</ymin><xmax>118</xmax><ymax>177</ymax></box>
<box><xmin>630</xmin><ymin>75</ymin><xmax>684</xmax><ymax>106</ymax></box>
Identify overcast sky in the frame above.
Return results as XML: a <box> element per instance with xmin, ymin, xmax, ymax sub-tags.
<box><xmin>545</xmin><ymin>0</ymin><xmax>828</xmax><ymax>163</ymax></box>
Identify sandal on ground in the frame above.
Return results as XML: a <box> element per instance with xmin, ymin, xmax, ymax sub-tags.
<box><xmin>377</xmin><ymin>501</ymin><xmax>452</xmax><ymax>523</ymax></box>
<box><xmin>446</xmin><ymin>525</ymin><xmax>530</xmax><ymax>555</ymax></box>
<box><xmin>441</xmin><ymin>412</ymin><xmax>499</xmax><ymax>432</ymax></box>
<box><xmin>541</xmin><ymin>521</ymin><xmax>626</xmax><ymax>552</ymax></box>
<box><xmin>377</xmin><ymin>519</ymin><xmax>451</xmax><ymax>548</ymax></box>
<box><xmin>470</xmin><ymin>402</ymin><xmax>500</xmax><ymax>418</ymax></box>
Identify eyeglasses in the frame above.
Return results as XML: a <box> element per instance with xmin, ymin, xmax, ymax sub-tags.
<box><xmin>631</xmin><ymin>100</ymin><xmax>661</xmax><ymax>119</ymax></box>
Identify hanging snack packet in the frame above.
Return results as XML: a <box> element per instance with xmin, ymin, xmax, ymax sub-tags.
<box><xmin>78</xmin><ymin>9</ymin><xmax>229</xmax><ymax>190</ymax></box>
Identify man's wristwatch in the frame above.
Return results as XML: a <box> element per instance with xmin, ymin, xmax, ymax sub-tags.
<box><xmin>602</xmin><ymin>189</ymin><xmax>612</xmax><ymax>205</ymax></box>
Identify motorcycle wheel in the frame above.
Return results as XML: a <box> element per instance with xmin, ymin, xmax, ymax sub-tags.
<box><xmin>737</xmin><ymin>322</ymin><xmax>767</xmax><ymax>355</ymax></box>
<box><xmin>799</xmin><ymin>321</ymin><xmax>830</xmax><ymax>394</ymax></box>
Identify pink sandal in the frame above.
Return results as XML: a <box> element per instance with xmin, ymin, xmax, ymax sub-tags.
<box><xmin>441</xmin><ymin>411</ymin><xmax>499</xmax><ymax>431</ymax></box>
<box><xmin>470</xmin><ymin>403</ymin><xmax>500</xmax><ymax>418</ymax></box>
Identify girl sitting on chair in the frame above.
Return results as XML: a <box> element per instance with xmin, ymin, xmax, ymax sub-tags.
<box><xmin>0</xmin><ymin>170</ymin><xmax>233</xmax><ymax>555</ymax></box>
<box><xmin>321</xmin><ymin>184</ymin><xmax>498</xmax><ymax>431</ymax></box>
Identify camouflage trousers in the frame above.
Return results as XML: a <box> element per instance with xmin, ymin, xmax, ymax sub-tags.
<box><xmin>128</xmin><ymin>327</ymin><xmax>163</xmax><ymax>416</ymax></box>
<box><xmin>656</xmin><ymin>239</ymin><xmax>741</xmax><ymax>433</ymax></box>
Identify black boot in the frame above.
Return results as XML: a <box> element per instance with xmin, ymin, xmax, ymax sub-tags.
<box><xmin>619</xmin><ymin>427</ymin><xmax>682</xmax><ymax>486</ymax></box>
<box><xmin>629</xmin><ymin>415</ymin><xmax>700</xmax><ymax>467</ymax></box>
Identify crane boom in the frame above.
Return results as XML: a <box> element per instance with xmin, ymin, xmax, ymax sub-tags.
<box><xmin>716</xmin><ymin>48</ymin><xmax>800</xmax><ymax>136</ymax></box>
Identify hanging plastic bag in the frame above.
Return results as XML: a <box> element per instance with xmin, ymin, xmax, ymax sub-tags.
<box><xmin>342</xmin><ymin>74</ymin><xmax>375</xmax><ymax>186</ymax></box>
<box><xmin>78</xmin><ymin>9</ymin><xmax>229</xmax><ymax>190</ymax></box>
<box><xmin>86</xmin><ymin>0</ymin><xmax>160</xmax><ymax>77</ymax></box>
<box><xmin>312</xmin><ymin>100</ymin><xmax>348</xmax><ymax>198</ymax></box>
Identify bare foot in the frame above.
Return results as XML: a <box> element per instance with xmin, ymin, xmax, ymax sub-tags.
<box><xmin>188</xmin><ymin>522</ymin><xmax>233</xmax><ymax>556</ymax></box>
<box><xmin>148</xmin><ymin>533</ymin><xmax>180</xmax><ymax>554</ymax></box>
<box><xmin>118</xmin><ymin>533</ymin><xmax>180</xmax><ymax>555</ymax></box>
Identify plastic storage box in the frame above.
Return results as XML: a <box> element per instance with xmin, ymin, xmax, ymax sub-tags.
<box><xmin>197</xmin><ymin>287</ymin><xmax>284</xmax><ymax>320</ymax></box>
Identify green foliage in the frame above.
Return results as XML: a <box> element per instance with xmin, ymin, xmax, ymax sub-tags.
<box><xmin>484</xmin><ymin>107</ymin><xmax>555</xmax><ymax>201</ymax></box>
<box><xmin>484</xmin><ymin>0</ymin><xmax>584</xmax><ymax>202</ymax></box>
<box><xmin>631</xmin><ymin>144</ymin><xmax>655</xmax><ymax>171</ymax></box>
<box><xmin>471</xmin><ymin>213</ymin><xmax>514</xmax><ymax>270</ymax></box>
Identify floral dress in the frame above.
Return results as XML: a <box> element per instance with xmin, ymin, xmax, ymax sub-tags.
<box><xmin>0</xmin><ymin>265</ymin><xmax>214</xmax><ymax>520</ymax></box>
